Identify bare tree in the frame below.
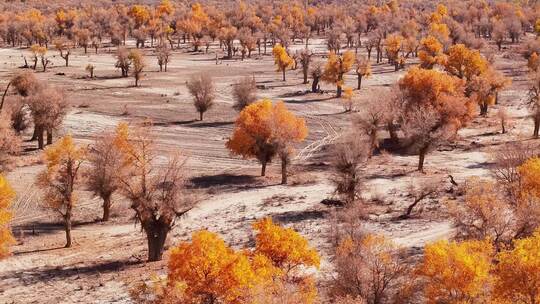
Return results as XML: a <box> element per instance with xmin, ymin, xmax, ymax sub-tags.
<box><xmin>54</xmin><ymin>37</ymin><xmax>72</xmax><ymax>67</ymax></box>
<box><xmin>187</xmin><ymin>74</ymin><xmax>215</xmax><ymax>121</ymax></box>
<box><xmin>232</xmin><ymin>76</ymin><xmax>257</xmax><ymax>111</ymax></box>
<box><xmin>311</xmin><ymin>63</ymin><xmax>323</xmax><ymax>93</ymax></box>
<box><xmin>86</xmin><ymin>64</ymin><xmax>95</xmax><ymax>78</ymax></box>
<box><xmin>354</xmin><ymin>98</ymin><xmax>386</xmax><ymax>157</ymax></box>
<box><xmin>86</xmin><ymin>133</ymin><xmax>124</xmax><ymax>221</ymax></box>
<box><xmin>400</xmin><ymin>179</ymin><xmax>439</xmax><ymax>219</ymax></box>
<box><xmin>527</xmin><ymin>70</ymin><xmax>540</xmax><ymax>138</ymax></box>
<box><xmin>0</xmin><ymin>109</ymin><xmax>21</xmax><ymax>172</ymax></box>
<box><xmin>298</xmin><ymin>49</ymin><xmax>313</xmax><ymax>84</ymax></box>
<box><xmin>115</xmin><ymin>47</ymin><xmax>131</xmax><ymax>78</ymax></box>
<box><xmin>331</xmin><ymin>133</ymin><xmax>368</xmax><ymax>205</ymax></box>
<box><xmin>118</xmin><ymin>124</ymin><xmax>194</xmax><ymax>261</ymax></box>
<box><xmin>156</xmin><ymin>44</ymin><xmax>171</xmax><ymax>72</ymax></box>
<box><xmin>27</xmin><ymin>86</ymin><xmax>69</xmax><ymax>149</ymax></box>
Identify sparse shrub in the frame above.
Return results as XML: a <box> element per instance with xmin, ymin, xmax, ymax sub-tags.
<box><xmin>232</xmin><ymin>76</ymin><xmax>257</xmax><ymax>111</ymax></box>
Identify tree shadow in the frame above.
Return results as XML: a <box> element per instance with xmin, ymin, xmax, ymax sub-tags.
<box><xmin>13</xmin><ymin>245</ymin><xmax>65</xmax><ymax>256</ymax></box>
<box><xmin>189</xmin><ymin>121</ymin><xmax>234</xmax><ymax>128</ymax></box>
<box><xmin>13</xmin><ymin>219</ymin><xmax>101</xmax><ymax>237</ymax></box>
<box><xmin>153</xmin><ymin>119</ymin><xmax>198</xmax><ymax>127</ymax></box>
<box><xmin>189</xmin><ymin>174</ymin><xmax>257</xmax><ymax>189</ymax></box>
<box><xmin>272</xmin><ymin>210</ymin><xmax>327</xmax><ymax>225</ymax></box>
<box><xmin>0</xmin><ymin>259</ymin><xmax>142</xmax><ymax>286</ymax></box>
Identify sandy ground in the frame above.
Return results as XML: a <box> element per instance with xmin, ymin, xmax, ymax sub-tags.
<box><xmin>0</xmin><ymin>37</ymin><xmax>534</xmax><ymax>303</ymax></box>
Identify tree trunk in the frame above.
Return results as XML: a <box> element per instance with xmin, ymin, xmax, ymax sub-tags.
<box><xmin>46</xmin><ymin>129</ymin><xmax>52</xmax><ymax>145</ymax></box>
<box><xmin>199</xmin><ymin>111</ymin><xmax>204</xmax><ymax>121</ymax></box>
<box><xmin>357</xmin><ymin>75</ymin><xmax>362</xmax><ymax>90</ymax></box>
<box><xmin>281</xmin><ymin>156</ymin><xmax>288</xmax><ymax>185</ymax></box>
<box><xmin>145</xmin><ymin>222</ymin><xmax>169</xmax><ymax>262</ymax></box>
<box><xmin>282</xmin><ymin>69</ymin><xmax>286</xmax><ymax>81</ymax></box>
<box><xmin>336</xmin><ymin>84</ymin><xmax>342</xmax><ymax>97</ymax></box>
<box><xmin>534</xmin><ymin>119</ymin><xmax>540</xmax><ymax>138</ymax></box>
<box><xmin>37</xmin><ymin>127</ymin><xmax>44</xmax><ymax>150</ymax></box>
<box><xmin>303</xmin><ymin>70</ymin><xmax>308</xmax><ymax>84</ymax></box>
<box><xmin>387</xmin><ymin>122</ymin><xmax>398</xmax><ymax>143</ymax></box>
<box><xmin>261</xmin><ymin>161</ymin><xmax>267</xmax><ymax>176</ymax></box>
<box><xmin>418</xmin><ymin>145</ymin><xmax>429</xmax><ymax>172</ymax></box>
<box><xmin>312</xmin><ymin>78</ymin><xmax>319</xmax><ymax>93</ymax></box>
<box><xmin>64</xmin><ymin>207</ymin><xmax>72</xmax><ymax>248</ymax></box>
<box><xmin>480</xmin><ymin>103</ymin><xmax>488</xmax><ymax>116</ymax></box>
<box><xmin>102</xmin><ymin>195</ymin><xmax>112</xmax><ymax>222</ymax></box>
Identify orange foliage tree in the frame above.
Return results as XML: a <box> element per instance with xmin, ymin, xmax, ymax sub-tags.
<box><xmin>418</xmin><ymin>36</ymin><xmax>443</xmax><ymax>69</ymax></box>
<box><xmin>164</xmin><ymin>217</ymin><xmax>320</xmax><ymax>303</ymax></box>
<box><xmin>442</xmin><ymin>44</ymin><xmax>488</xmax><ymax>82</ymax></box>
<box><xmin>323</xmin><ymin>51</ymin><xmax>355</xmax><ymax>97</ymax></box>
<box><xmin>273</xmin><ymin>43</ymin><xmax>294</xmax><ymax>81</ymax></box>
<box><xmin>417</xmin><ymin>239</ymin><xmax>493</xmax><ymax>303</ymax></box>
<box><xmin>399</xmin><ymin>67</ymin><xmax>473</xmax><ymax>171</ymax></box>
<box><xmin>0</xmin><ymin>175</ymin><xmax>15</xmax><ymax>259</ymax></box>
<box><xmin>226</xmin><ymin>99</ymin><xmax>307</xmax><ymax>184</ymax></box>
<box><xmin>494</xmin><ymin>229</ymin><xmax>540</xmax><ymax>304</ymax></box>
<box><xmin>37</xmin><ymin>135</ymin><xmax>85</xmax><ymax>248</ymax></box>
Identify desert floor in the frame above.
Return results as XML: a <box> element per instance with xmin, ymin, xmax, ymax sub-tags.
<box><xmin>0</xmin><ymin>38</ymin><xmax>533</xmax><ymax>303</ymax></box>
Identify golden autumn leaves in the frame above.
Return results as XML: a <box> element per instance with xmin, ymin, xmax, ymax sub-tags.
<box><xmin>226</xmin><ymin>99</ymin><xmax>308</xmax><ymax>184</ymax></box>
<box><xmin>136</xmin><ymin>218</ymin><xmax>320</xmax><ymax>304</ymax></box>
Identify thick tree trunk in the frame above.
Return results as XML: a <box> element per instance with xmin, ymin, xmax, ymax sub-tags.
<box><xmin>357</xmin><ymin>75</ymin><xmax>363</xmax><ymax>90</ymax></box>
<box><xmin>281</xmin><ymin>156</ymin><xmax>288</xmax><ymax>185</ymax></box>
<box><xmin>387</xmin><ymin>122</ymin><xmax>398</xmax><ymax>143</ymax></box>
<box><xmin>336</xmin><ymin>85</ymin><xmax>342</xmax><ymax>97</ymax></box>
<box><xmin>303</xmin><ymin>70</ymin><xmax>308</xmax><ymax>84</ymax></box>
<box><xmin>64</xmin><ymin>207</ymin><xmax>72</xmax><ymax>248</ymax></box>
<box><xmin>199</xmin><ymin>111</ymin><xmax>203</xmax><ymax>121</ymax></box>
<box><xmin>534</xmin><ymin>120</ymin><xmax>540</xmax><ymax>138</ymax></box>
<box><xmin>37</xmin><ymin>127</ymin><xmax>44</xmax><ymax>150</ymax></box>
<box><xmin>145</xmin><ymin>222</ymin><xmax>169</xmax><ymax>262</ymax></box>
<box><xmin>312</xmin><ymin>78</ymin><xmax>319</xmax><ymax>93</ymax></box>
<box><xmin>102</xmin><ymin>195</ymin><xmax>112</xmax><ymax>222</ymax></box>
<box><xmin>46</xmin><ymin>129</ymin><xmax>52</xmax><ymax>145</ymax></box>
<box><xmin>261</xmin><ymin>161</ymin><xmax>267</xmax><ymax>176</ymax></box>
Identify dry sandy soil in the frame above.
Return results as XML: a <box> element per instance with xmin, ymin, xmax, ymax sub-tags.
<box><xmin>0</xmin><ymin>37</ymin><xmax>533</xmax><ymax>303</ymax></box>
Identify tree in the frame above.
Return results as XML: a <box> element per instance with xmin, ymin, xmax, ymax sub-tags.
<box><xmin>527</xmin><ymin>70</ymin><xmax>540</xmax><ymax>138</ymax></box>
<box><xmin>0</xmin><ymin>175</ymin><xmax>15</xmax><ymax>259</ymax></box>
<box><xmin>418</xmin><ymin>239</ymin><xmax>493</xmax><ymax>304</ymax></box>
<box><xmin>28</xmin><ymin>86</ymin><xmax>69</xmax><ymax>149</ymax></box>
<box><xmin>0</xmin><ymin>109</ymin><xmax>22</xmax><ymax>172</ymax></box>
<box><xmin>323</xmin><ymin>51</ymin><xmax>355</xmax><ymax>97</ymax></box>
<box><xmin>217</xmin><ymin>26</ymin><xmax>237</xmax><ymax>59</ymax></box>
<box><xmin>163</xmin><ymin>218</ymin><xmax>319</xmax><ymax>303</ymax></box>
<box><xmin>54</xmin><ymin>37</ymin><xmax>72</xmax><ymax>67</ymax></box>
<box><xmin>355</xmin><ymin>56</ymin><xmax>371</xmax><ymax>90</ymax></box>
<box><xmin>232</xmin><ymin>76</ymin><xmax>257</xmax><ymax>111</ymax></box>
<box><xmin>399</xmin><ymin>67</ymin><xmax>473</xmax><ymax>171</ymax></box>
<box><xmin>310</xmin><ymin>63</ymin><xmax>323</xmax><ymax>93</ymax></box>
<box><xmin>418</xmin><ymin>36</ymin><xmax>443</xmax><ymax>69</ymax></box>
<box><xmin>85</xmin><ymin>64</ymin><xmax>95</xmax><ymax>78</ymax></box>
<box><xmin>331</xmin><ymin>133</ymin><xmax>367</xmax><ymax>205</ymax></box>
<box><xmin>332</xmin><ymin>234</ymin><xmax>406</xmax><ymax>304</ymax></box>
<box><xmin>494</xmin><ymin>229</ymin><xmax>540</xmax><ymax>304</ymax></box>
<box><xmin>128</xmin><ymin>49</ymin><xmax>145</xmax><ymax>87</ymax></box>
<box><xmin>37</xmin><ymin>135</ymin><xmax>85</xmax><ymax>248</ymax></box>
<box><xmin>226</xmin><ymin>100</ymin><xmax>306</xmax><ymax>183</ymax></box>
<box><xmin>115</xmin><ymin>47</ymin><xmax>131</xmax><ymax>78</ymax></box>
<box><xmin>186</xmin><ymin>74</ymin><xmax>215</xmax><ymax>121</ymax></box>
<box><xmin>115</xmin><ymin>123</ymin><xmax>193</xmax><ymax>261</ymax></box>
<box><xmin>298</xmin><ymin>49</ymin><xmax>313</xmax><ymax>84</ymax></box>
<box><xmin>442</xmin><ymin>44</ymin><xmax>488</xmax><ymax>82</ymax></box>
<box><xmin>468</xmin><ymin>68</ymin><xmax>510</xmax><ymax>116</ymax></box>
<box><xmin>273</xmin><ymin>44</ymin><xmax>294</xmax><ymax>81</ymax></box>
<box><xmin>269</xmin><ymin>102</ymin><xmax>308</xmax><ymax>184</ymax></box>
<box><xmin>447</xmin><ymin>178</ymin><xmax>516</xmax><ymax>249</ymax></box>
<box><xmin>86</xmin><ymin>133</ymin><xmax>123</xmax><ymax>221</ymax></box>
<box><xmin>156</xmin><ymin>44</ymin><xmax>171</xmax><ymax>72</ymax></box>
<box><xmin>384</xmin><ymin>34</ymin><xmax>403</xmax><ymax>71</ymax></box>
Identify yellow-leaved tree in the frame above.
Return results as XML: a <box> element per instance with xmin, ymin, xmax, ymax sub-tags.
<box><xmin>37</xmin><ymin>135</ymin><xmax>85</xmax><ymax>248</ymax></box>
<box><xmin>323</xmin><ymin>51</ymin><xmax>355</xmax><ymax>97</ymax></box>
<box><xmin>442</xmin><ymin>44</ymin><xmax>488</xmax><ymax>82</ymax></box>
<box><xmin>417</xmin><ymin>239</ymin><xmax>493</xmax><ymax>304</ymax></box>
<box><xmin>160</xmin><ymin>218</ymin><xmax>320</xmax><ymax>303</ymax></box>
<box><xmin>273</xmin><ymin>43</ymin><xmax>294</xmax><ymax>81</ymax></box>
<box><xmin>226</xmin><ymin>99</ymin><xmax>307</xmax><ymax>184</ymax></box>
<box><xmin>418</xmin><ymin>36</ymin><xmax>444</xmax><ymax>69</ymax></box>
<box><xmin>0</xmin><ymin>175</ymin><xmax>15</xmax><ymax>259</ymax></box>
<box><xmin>494</xmin><ymin>229</ymin><xmax>540</xmax><ymax>304</ymax></box>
